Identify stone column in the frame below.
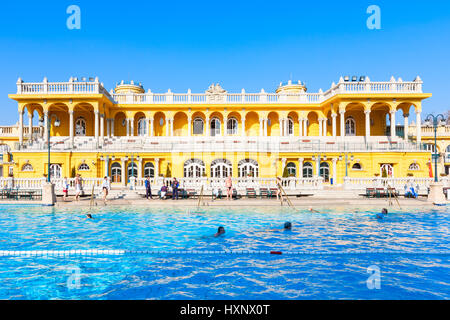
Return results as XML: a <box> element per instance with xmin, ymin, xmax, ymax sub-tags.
<box><xmin>170</xmin><ymin>118</ymin><xmax>174</xmax><ymax>136</ymax></box>
<box><xmin>332</xmin><ymin>157</ymin><xmax>338</xmax><ymax>185</ymax></box>
<box><xmin>19</xmin><ymin>110</ymin><xmax>24</xmax><ymax>147</ymax></box>
<box><xmin>69</xmin><ymin>111</ymin><xmax>74</xmax><ymax>147</ymax></box>
<box><xmin>318</xmin><ymin>118</ymin><xmax>323</xmax><ymax>137</ymax></box>
<box><xmin>281</xmin><ymin>158</ymin><xmax>286</xmax><ymax>176</ymax></box>
<box><xmin>259</xmin><ymin>118</ymin><xmax>263</xmax><ymax>137</ymax></box>
<box><xmin>279</xmin><ymin>119</ymin><xmax>283</xmax><ymax>136</ymax></box>
<box><xmin>416</xmin><ymin>111</ymin><xmax>422</xmax><ymax>143</ymax></box>
<box><xmin>187</xmin><ymin>116</ymin><xmax>191</xmax><ymax>137</ymax></box>
<box><xmin>126</xmin><ymin>118</ymin><xmax>130</xmax><ymax>136</ymax></box>
<box><xmin>150</xmin><ymin>118</ymin><xmax>154</xmax><ymax>137</ymax></box>
<box><xmin>339</xmin><ymin>110</ymin><xmax>345</xmax><ymax>138</ymax></box>
<box><xmin>121</xmin><ymin>158</ymin><xmax>126</xmax><ymax>186</ymax></box>
<box><xmin>206</xmin><ymin>117</ymin><xmax>210</xmax><ymax>136</ymax></box>
<box><xmin>165</xmin><ymin>118</ymin><xmax>169</xmax><ymax>136</ymax></box>
<box><xmin>404</xmin><ymin>113</ymin><xmax>409</xmax><ymax>140</ymax></box>
<box><xmin>44</xmin><ymin>112</ymin><xmax>49</xmax><ymax>144</ymax></box>
<box><xmin>299</xmin><ymin>119</ymin><xmax>303</xmax><ymax>137</ymax></box>
<box><xmin>106</xmin><ymin>118</ymin><xmax>110</xmax><ymax>137</ymax></box>
<box><xmin>298</xmin><ymin>158</ymin><xmax>304</xmax><ymax>178</ymax></box>
<box><xmin>154</xmin><ymin>158</ymin><xmax>160</xmax><ymax>179</ymax></box>
<box><xmin>111</xmin><ymin>118</ymin><xmax>115</xmax><ymax>137</ymax></box>
<box><xmin>365</xmin><ymin>110</ymin><xmax>371</xmax><ymax>139</ymax></box>
<box><xmin>94</xmin><ymin>111</ymin><xmax>99</xmax><ymax>144</ymax></box>
<box><xmin>242</xmin><ymin>118</ymin><xmax>246</xmax><ymax>136</ymax></box>
<box><xmin>224</xmin><ymin>116</ymin><xmax>228</xmax><ymax>136</ymax></box>
<box><xmin>284</xmin><ymin>118</ymin><xmax>288</xmax><ymax>137</ymax></box>
<box><xmin>303</xmin><ymin>119</ymin><xmax>307</xmax><ymax>136</ymax></box>
<box><xmin>130</xmin><ymin>118</ymin><xmax>134</xmax><ymax>137</ymax></box>
<box><xmin>332</xmin><ymin>113</ymin><xmax>337</xmax><ymax>138</ymax></box>
<box><xmin>138</xmin><ymin>157</ymin><xmax>143</xmax><ymax>179</ymax></box>
<box><xmin>323</xmin><ymin>118</ymin><xmax>328</xmax><ymax>137</ymax></box>
<box><xmin>264</xmin><ymin>118</ymin><xmax>268</xmax><ymax>136</ymax></box>
<box><xmin>104</xmin><ymin>156</ymin><xmax>109</xmax><ymax>177</ymax></box>
<box><xmin>315</xmin><ymin>157</ymin><xmax>320</xmax><ymax>178</ymax></box>
<box><xmin>28</xmin><ymin>112</ymin><xmax>33</xmax><ymax>139</ymax></box>
<box><xmin>390</xmin><ymin>111</ymin><xmax>396</xmax><ymax>138</ymax></box>
<box><xmin>100</xmin><ymin>114</ymin><xmax>105</xmax><ymax>144</ymax></box>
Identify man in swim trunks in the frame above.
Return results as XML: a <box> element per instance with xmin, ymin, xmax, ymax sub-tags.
<box><xmin>225</xmin><ymin>175</ymin><xmax>232</xmax><ymax>200</ymax></box>
<box><xmin>75</xmin><ymin>174</ymin><xmax>82</xmax><ymax>201</ymax></box>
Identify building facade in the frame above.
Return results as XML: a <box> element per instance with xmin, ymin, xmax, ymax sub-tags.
<box><xmin>0</xmin><ymin>76</ymin><xmax>435</xmax><ymax>187</ymax></box>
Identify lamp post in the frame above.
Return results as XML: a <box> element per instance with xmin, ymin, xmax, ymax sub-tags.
<box><xmin>424</xmin><ymin>114</ymin><xmax>446</xmax><ymax>182</ymax></box>
<box><xmin>339</xmin><ymin>153</ymin><xmax>354</xmax><ymax>177</ymax></box>
<box><xmin>40</xmin><ymin>116</ymin><xmax>60</xmax><ymax>182</ymax></box>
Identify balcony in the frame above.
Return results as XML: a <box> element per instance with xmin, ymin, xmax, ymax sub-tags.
<box><xmin>17</xmin><ymin>136</ymin><xmax>426</xmax><ymax>153</ymax></box>
<box><xmin>14</xmin><ymin>76</ymin><xmax>424</xmax><ymax>105</ymax></box>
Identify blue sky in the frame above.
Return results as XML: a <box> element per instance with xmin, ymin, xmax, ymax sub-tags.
<box><xmin>0</xmin><ymin>0</ymin><xmax>449</xmax><ymax>125</ymax></box>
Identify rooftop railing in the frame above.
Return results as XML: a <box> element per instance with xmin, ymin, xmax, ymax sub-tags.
<box><xmin>15</xmin><ymin>76</ymin><xmax>424</xmax><ymax>105</ymax></box>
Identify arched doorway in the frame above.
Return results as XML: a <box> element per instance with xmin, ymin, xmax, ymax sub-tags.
<box><xmin>210</xmin><ymin>118</ymin><xmax>221</xmax><ymax>136</ymax></box>
<box><xmin>345</xmin><ymin>117</ymin><xmax>356</xmax><ymax>136</ymax></box>
<box><xmin>75</xmin><ymin>117</ymin><xmax>86</xmax><ymax>136</ymax></box>
<box><xmin>320</xmin><ymin>162</ymin><xmax>330</xmax><ymax>182</ymax></box>
<box><xmin>111</xmin><ymin>162</ymin><xmax>122</xmax><ymax>183</ymax></box>
<box><xmin>49</xmin><ymin>164</ymin><xmax>61</xmax><ymax>179</ymax></box>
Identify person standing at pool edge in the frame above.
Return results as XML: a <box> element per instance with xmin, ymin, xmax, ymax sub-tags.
<box><xmin>101</xmin><ymin>176</ymin><xmax>110</xmax><ymax>203</ymax></box>
<box><xmin>75</xmin><ymin>174</ymin><xmax>82</xmax><ymax>201</ymax></box>
<box><xmin>145</xmin><ymin>176</ymin><xmax>152</xmax><ymax>200</ymax></box>
<box><xmin>172</xmin><ymin>177</ymin><xmax>179</xmax><ymax>200</ymax></box>
<box><xmin>62</xmin><ymin>177</ymin><xmax>69</xmax><ymax>201</ymax></box>
<box><xmin>226</xmin><ymin>175</ymin><xmax>232</xmax><ymax>200</ymax></box>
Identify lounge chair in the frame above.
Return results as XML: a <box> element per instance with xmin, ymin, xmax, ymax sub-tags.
<box><xmin>259</xmin><ymin>187</ymin><xmax>270</xmax><ymax>198</ymax></box>
<box><xmin>246</xmin><ymin>188</ymin><xmax>257</xmax><ymax>198</ymax></box>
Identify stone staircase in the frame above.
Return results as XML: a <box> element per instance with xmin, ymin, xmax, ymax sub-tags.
<box><xmin>107</xmin><ymin>187</ymin><xmax>143</xmax><ymax>200</ymax></box>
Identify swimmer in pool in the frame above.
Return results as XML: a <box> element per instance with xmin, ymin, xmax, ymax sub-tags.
<box><xmin>308</xmin><ymin>207</ymin><xmax>319</xmax><ymax>213</ymax></box>
<box><xmin>214</xmin><ymin>226</ymin><xmax>225</xmax><ymax>237</ymax></box>
<box><xmin>86</xmin><ymin>214</ymin><xmax>93</xmax><ymax>219</ymax></box>
<box><xmin>283</xmin><ymin>222</ymin><xmax>292</xmax><ymax>231</ymax></box>
<box><xmin>376</xmin><ymin>208</ymin><xmax>388</xmax><ymax>219</ymax></box>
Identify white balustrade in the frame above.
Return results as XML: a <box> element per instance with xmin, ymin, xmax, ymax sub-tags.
<box><xmin>343</xmin><ymin>177</ymin><xmax>434</xmax><ymax>191</ymax></box>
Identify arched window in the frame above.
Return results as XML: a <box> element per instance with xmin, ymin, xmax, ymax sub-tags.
<box><xmin>227</xmin><ymin>118</ymin><xmax>238</xmax><ymax>135</ymax></box>
<box><xmin>408</xmin><ymin>163</ymin><xmax>420</xmax><ymax>171</ymax></box>
<box><xmin>184</xmin><ymin>159</ymin><xmax>205</xmax><ymax>178</ymax></box>
<box><xmin>345</xmin><ymin>117</ymin><xmax>356</xmax><ymax>136</ymax></box>
<box><xmin>380</xmin><ymin>164</ymin><xmax>394</xmax><ymax>177</ymax></box>
<box><xmin>286</xmin><ymin>162</ymin><xmax>296</xmax><ymax>177</ymax></box>
<box><xmin>49</xmin><ymin>164</ymin><xmax>61</xmax><ymax>179</ymax></box>
<box><xmin>137</xmin><ymin>117</ymin><xmax>147</xmax><ymax>136</ymax></box>
<box><xmin>75</xmin><ymin>117</ymin><xmax>86</xmax><ymax>136</ymax></box>
<box><xmin>127</xmin><ymin>162</ymin><xmax>138</xmax><ymax>178</ymax></box>
<box><xmin>287</xmin><ymin>118</ymin><xmax>294</xmax><ymax>136</ymax></box>
<box><xmin>352</xmin><ymin>163</ymin><xmax>362</xmax><ymax>170</ymax></box>
<box><xmin>111</xmin><ymin>162</ymin><xmax>121</xmax><ymax>183</ymax></box>
<box><xmin>211</xmin><ymin>159</ymin><xmax>232</xmax><ymax>178</ymax></box>
<box><xmin>193</xmin><ymin>118</ymin><xmax>204</xmax><ymax>135</ymax></box>
<box><xmin>144</xmin><ymin>162</ymin><xmax>155</xmax><ymax>178</ymax></box>
<box><xmin>21</xmin><ymin>163</ymin><xmax>33</xmax><ymax>172</ymax></box>
<box><xmin>303</xmin><ymin>162</ymin><xmax>313</xmax><ymax>178</ymax></box>
<box><xmin>78</xmin><ymin>163</ymin><xmax>90</xmax><ymax>171</ymax></box>
<box><xmin>320</xmin><ymin>162</ymin><xmax>330</xmax><ymax>182</ymax></box>
<box><xmin>210</xmin><ymin>118</ymin><xmax>221</xmax><ymax>136</ymax></box>
<box><xmin>238</xmin><ymin>159</ymin><xmax>259</xmax><ymax>178</ymax></box>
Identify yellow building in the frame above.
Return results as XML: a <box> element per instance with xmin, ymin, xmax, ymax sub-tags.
<box><xmin>0</xmin><ymin>76</ymin><xmax>435</xmax><ymax>189</ymax></box>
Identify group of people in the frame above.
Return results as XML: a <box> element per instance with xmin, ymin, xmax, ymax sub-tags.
<box><xmin>62</xmin><ymin>174</ymin><xmax>88</xmax><ymax>202</ymax></box>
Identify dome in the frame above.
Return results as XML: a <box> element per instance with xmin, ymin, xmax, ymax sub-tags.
<box><xmin>276</xmin><ymin>80</ymin><xmax>307</xmax><ymax>94</ymax></box>
<box><xmin>114</xmin><ymin>80</ymin><xmax>145</xmax><ymax>94</ymax></box>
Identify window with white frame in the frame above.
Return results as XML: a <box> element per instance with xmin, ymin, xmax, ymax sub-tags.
<box><xmin>345</xmin><ymin>117</ymin><xmax>356</xmax><ymax>136</ymax></box>
<box><xmin>211</xmin><ymin>159</ymin><xmax>232</xmax><ymax>178</ymax></box>
<box><xmin>210</xmin><ymin>118</ymin><xmax>221</xmax><ymax>136</ymax></box>
<box><xmin>184</xmin><ymin>159</ymin><xmax>205</xmax><ymax>178</ymax></box>
<box><xmin>50</xmin><ymin>164</ymin><xmax>62</xmax><ymax>179</ymax></box>
<box><xmin>137</xmin><ymin>117</ymin><xmax>147</xmax><ymax>136</ymax></box>
<box><xmin>227</xmin><ymin>118</ymin><xmax>238</xmax><ymax>135</ymax></box>
<box><xmin>144</xmin><ymin>162</ymin><xmax>155</xmax><ymax>178</ymax></box>
<box><xmin>193</xmin><ymin>118</ymin><xmax>204</xmax><ymax>135</ymax></box>
<box><xmin>238</xmin><ymin>159</ymin><xmax>259</xmax><ymax>178</ymax></box>
<box><xmin>75</xmin><ymin>117</ymin><xmax>86</xmax><ymax>136</ymax></box>
<box><xmin>286</xmin><ymin>162</ymin><xmax>296</xmax><ymax>176</ymax></box>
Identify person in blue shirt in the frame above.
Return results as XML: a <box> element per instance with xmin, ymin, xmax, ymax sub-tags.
<box><xmin>172</xmin><ymin>177</ymin><xmax>179</xmax><ymax>200</ymax></box>
<box><xmin>145</xmin><ymin>177</ymin><xmax>152</xmax><ymax>200</ymax></box>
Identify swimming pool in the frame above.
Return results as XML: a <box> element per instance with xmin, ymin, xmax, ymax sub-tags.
<box><xmin>0</xmin><ymin>205</ymin><xmax>448</xmax><ymax>299</ymax></box>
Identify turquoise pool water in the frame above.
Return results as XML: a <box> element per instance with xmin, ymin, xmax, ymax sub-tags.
<box><xmin>0</xmin><ymin>205</ymin><xmax>448</xmax><ymax>299</ymax></box>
